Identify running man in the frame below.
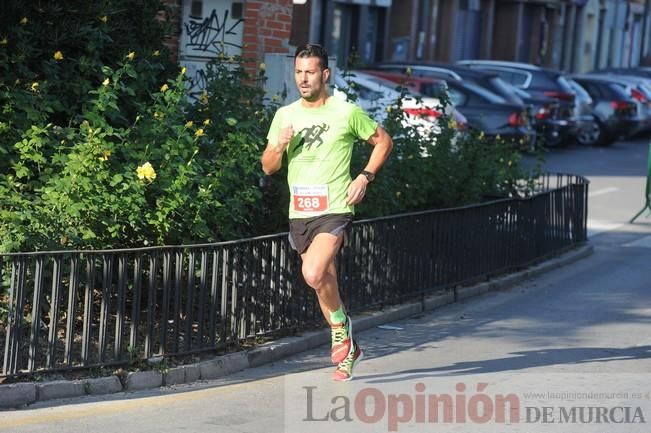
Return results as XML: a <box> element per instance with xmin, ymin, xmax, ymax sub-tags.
<box><xmin>261</xmin><ymin>44</ymin><xmax>393</xmax><ymax>381</ymax></box>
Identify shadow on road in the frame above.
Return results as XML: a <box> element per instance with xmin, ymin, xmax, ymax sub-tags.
<box><xmin>362</xmin><ymin>345</ymin><xmax>651</xmax><ymax>384</ymax></box>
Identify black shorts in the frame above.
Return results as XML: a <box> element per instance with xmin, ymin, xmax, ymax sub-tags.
<box><xmin>288</xmin><ymin>213</ymin><xmax>353</xmax><ymax>254</ymax></box>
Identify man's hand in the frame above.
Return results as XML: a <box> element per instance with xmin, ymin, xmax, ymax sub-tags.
<box><xmin>346</xmin><ymin>174</ymin><xmax>370</xmax><ymax>205</ymax></box>
<box><xmin>262</xmin><ymin>124</ymin><xmax>294</xmax><ymax>175</ymax></box>
<box><xmin>276</xmin><ymin>124</ymin><xmax>294</xmax><ymax>152</ymax></box>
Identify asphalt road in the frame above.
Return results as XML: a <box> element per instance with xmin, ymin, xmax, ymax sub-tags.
<box><xmin>2</xmin><ymin>137</ymin><xmax>651</xmax><ymax>433</ymax></box>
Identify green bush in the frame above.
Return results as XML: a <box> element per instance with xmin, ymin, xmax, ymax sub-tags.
<box><xmin>0</xmin><ymin>1</ymin><xmax>174</xmax><ymax>162</ymax></box>
<box><xmin>0</xmin><ymin>55</ymin><xmax>277</xmax><ymax>252</ymax></box>
<box><xmin>0</xmin><ymin>2</ymin><xmax>282</xmax><ymax>252</ymax></box>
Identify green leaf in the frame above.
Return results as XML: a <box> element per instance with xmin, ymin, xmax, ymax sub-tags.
<box><xmin>110</xmin><ymin>174</ymin><xmax>123</xmax><ymax>187</ymax></box>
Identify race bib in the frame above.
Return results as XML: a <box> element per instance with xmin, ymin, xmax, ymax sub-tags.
<box><xmin>291</xmin><ymin>184</ymin><xmax>329</xmax><ymax>213</ymax></box>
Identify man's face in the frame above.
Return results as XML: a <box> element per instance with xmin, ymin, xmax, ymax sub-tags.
<box><xmin>294</xmin><ymin>56</ymin><xmax>329</xmax><ymax>101</ymax></box>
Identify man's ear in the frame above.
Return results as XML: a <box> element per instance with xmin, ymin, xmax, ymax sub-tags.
<box><xmin>322</xmin><ymin>67</ymin><xmax>331</xmax><ymax>83</ymax></box>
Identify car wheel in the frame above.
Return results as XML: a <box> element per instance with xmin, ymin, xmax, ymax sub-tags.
<box><xmin>592</xmin><ymin>120</ymin><xmax>614</xmax><ymax>147</ymax></box>
<box><xmin>576</xmin><ymin>119</ymin><xmax>601</xmax><ymax>146</ymax></box>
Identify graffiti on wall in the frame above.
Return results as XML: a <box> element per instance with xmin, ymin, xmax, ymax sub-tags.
<box><xmin>184</xmin><ymin>9</ymin><xmax>244</xmax><ymax>57</ymax></box>
<box><xmin>180</xmin><ymin>1</ymin><xmax>245</xmax><ymax>100</ymax></box>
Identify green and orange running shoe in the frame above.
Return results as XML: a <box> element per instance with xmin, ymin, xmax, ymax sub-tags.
<box><xmin>333</xmin><ymin>342</ymin><xmax>363</xmax><ymax>382</ymax></box>
<box><xmin>331</xmin><ymin>316</ymin><xmax>353</xmax><ymax>364</ymax></box>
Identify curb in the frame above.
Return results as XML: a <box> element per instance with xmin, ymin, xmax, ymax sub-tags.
<box><xmin>0</xmin><ymin>244</ymin><xmax>593</xmax><ymax>409</ymax></box>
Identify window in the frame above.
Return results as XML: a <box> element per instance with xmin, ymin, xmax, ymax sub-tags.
<box><xmin>447</xmin><ymin>87</ymin><xmax>467</xmax><ymax>106</ymax></box>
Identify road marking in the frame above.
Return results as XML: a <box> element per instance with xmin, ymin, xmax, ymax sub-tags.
<box><xmin>623</xmin><ymin>235</ymin><xmax>651</xmax><ymax>248</ymax></box>
<box><xmin>588</xmin><ymin>187</ymin><xmax>619</xmax><ymax>198</ymax></box>
<box><xmin>587</xmin><ymin>220</ymin><xmax>624</xmax><ymax>237</ymax></box>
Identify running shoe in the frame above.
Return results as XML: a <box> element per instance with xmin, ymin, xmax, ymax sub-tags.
<box><xmin>333</xmin><ymin>343</ymin><xmax>363</xmax><ymax>382</ymax></box>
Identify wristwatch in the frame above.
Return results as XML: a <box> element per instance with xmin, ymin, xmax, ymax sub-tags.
<box><xmin>360</xmin><ymin>170</ymin><xmax>375</xmax><ymax>182</ymax></box>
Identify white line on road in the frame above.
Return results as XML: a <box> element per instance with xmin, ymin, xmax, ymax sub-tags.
<box><xmin>587</xmin><ymin>220</ymin><xmax>625</xmax><ymax>237</ymax></box>
<box><xmin>588</xmin><ymin>187</ymin><xmax>619</xmax><ymax>197</ymax></box>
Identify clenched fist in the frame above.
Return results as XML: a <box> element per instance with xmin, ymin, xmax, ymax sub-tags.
<box><xmin>276</xmin><ymin>124</ymin><xmax>294</xmax><ymax>152</ymax></box>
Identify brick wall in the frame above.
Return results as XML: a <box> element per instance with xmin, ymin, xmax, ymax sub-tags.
<box><xmin>242</xmin><ymin>0</ymin><xmax>294</xmax><ymax>70</ymax></box>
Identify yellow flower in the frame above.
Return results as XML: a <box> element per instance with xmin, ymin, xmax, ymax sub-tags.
<box><xmin>30</xmin><ymin>82</ymin><xmax>39</xmax><ymax>92</ymax></box>
<box><xmin>160</xmin><ymin>84</ymin><xmax>169</xmax><ymax>92</ymax></box>
<box><xmin>99</xmin><ymin>150</ymin><xmax>111</xmax><ymax>162</ymax></box>
<box><xmin>199</xmin><ymin>91</ymin><xmax>208</xmax><ymax>105</ymax></box>
<box><xmin>181</xmin><ymin>66</ymin><xmax>187</xmax><ymax>75</ymax></box>
<box><xmin>0</xmin><ymin>38</ymin><xmax>7</xmax><ymax>45</ymax></box>
<box><xmin>386</xmin><ymin>106</ymin><xmax>393</xmax><ymax>113</ymax></box>
<box><xmin>406</xmin><ymin>67</ymin><xmax>412</xmax><ymax>76</ymax></box>
<box><xmin>100</xmin><ymin>15</ymin><xmax>108</xmax><ymax>23</ymax></box>
<box><xmin>195</xmin><ymin>128</ymin><xmax>205</xmax><ymax>137</ymax></box>
<box><xmin>53</xmin><ymin>51</ymin><xmax>64</xmax><ymax>61</ymax></box>
<box><xmin>259</xmin><ymin>62</ymin><xmax>266</xmax><ymax>72</ymax></box>
<box><xmin>126</xmin><ymin>51</ymin><xmax>135</xmax><ymax>61</ymax></box>
<box><xmin>102</xmin><ymin>78</ymin><xmax>110</xmax><ymax>86</ymax></box>
<box><xmin>20</xmin><ymin>17</ymin><xmax>28</xmax><ymax>25</ymax></box>
<box><xmin>152</xmin><ymin>50</ymin><xmax>160</xmax><ymax>57</ymax></box>
<box><xmin>203</xmin><ymin>119</ymin><xmax>210</xmax><ymax>126</ymax></box>
<box><xmin>136</xmin><ymin>162</ymin><xmax>156</xmax><ymax>182</ymax></box>
<box><xmin>184</xmin><ymin>120</ymin><xmax>194</xmax><ymax>128</ymax></box>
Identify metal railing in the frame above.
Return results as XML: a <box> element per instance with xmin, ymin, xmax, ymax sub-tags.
<box><xmin>0</xmin><ymin>173</ymin><xmax>588</xmax><ymax>377</ymax></box>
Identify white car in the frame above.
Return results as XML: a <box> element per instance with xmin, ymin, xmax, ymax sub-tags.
<box><xmin>332</xmin><ymin>70</ymin><xmax>466</xmax><ymax>140</ymax></box>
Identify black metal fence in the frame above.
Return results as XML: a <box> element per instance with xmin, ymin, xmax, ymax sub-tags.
<box><xmin>0</xmin><ymin>173</ymin><xmax>588</xmax><ymax>377</ymax></box>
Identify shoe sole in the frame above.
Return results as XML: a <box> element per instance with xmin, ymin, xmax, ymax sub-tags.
<box><xmin>333</xmin><ymin>349</ymin><xmax>364</xmax><ymax>382</ymax></box>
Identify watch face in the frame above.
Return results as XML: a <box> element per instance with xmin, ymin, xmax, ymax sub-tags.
<box><xmin>363</xmin><ymin>171</ymin><xmax>375</xmax><ymax>182</ymax></box>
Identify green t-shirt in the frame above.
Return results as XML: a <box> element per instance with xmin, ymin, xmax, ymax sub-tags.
<box><xmin>267</xmin><ymin>96</ymin><xmax>378</xmax><ymax>219</ymax></box>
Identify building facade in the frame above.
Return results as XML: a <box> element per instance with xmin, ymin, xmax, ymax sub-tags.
<box><xmin>162</xmin><ymin>0</ymin><xmax>651</xmax><ymax>83</ymax></box>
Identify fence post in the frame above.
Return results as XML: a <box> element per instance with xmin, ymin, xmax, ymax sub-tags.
<box><xmin>630</xmin><ymin>143</ymin><xmax>651</xmax><ymax>223</ymax></box>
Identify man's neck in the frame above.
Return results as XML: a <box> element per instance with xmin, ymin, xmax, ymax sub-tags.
<box><xmin>300</xmin><ymin>94</ymin><xmax>329</xmax><ymax>108</ymax></box>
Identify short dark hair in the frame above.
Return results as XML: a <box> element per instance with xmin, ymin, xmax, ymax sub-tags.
<box><xmin>294</xmin><ymin>43</ymin><xmax>329</xmax><ymax>70</ymax></box>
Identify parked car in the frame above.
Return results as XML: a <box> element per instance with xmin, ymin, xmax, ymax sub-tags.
<box><xmin>456</xmin><ymin>60</ymin><xmax>587</xmax><ymax>145</ymax></box>
<box><xmin>565</xmin><ymin>77</ymin><xmax>601</xmax><ymax>146</ymax></box>
<box><xmin>372</xmin><ymin>61</ymin><xmax>572</xmax><ymax>147</ymax></box>
<box><xmin>498</xmin><ymin>82</ymin><xmax>571</xmax><ymax>147</ymax></box>
<box><xmin>583</xmin><ymin>73</ymin><xmax>651</xmax><ymax>134</ymax></box>
<box><xmin>359</xmin><ymin>69</ymin><xmax>536</xmax><ymax>149</ymax></box>
<box><xmin>332</xmin><ymin>71</ymin><xmax>466</xmax><ymax>147</ymax></box>
<box><xmin>570</xmin><ymin>74</ymin><xmax>641</xmax><ymax>145</ymax></box>
<box><xmin>371</xmin><ymin>62</ymin><xmax>525</xmax><ymax>104</ymax></box>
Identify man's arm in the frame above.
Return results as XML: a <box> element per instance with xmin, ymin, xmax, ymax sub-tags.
<box><xmin>261</xmin><ymin>125</ymin><xmax>293</xmax><ymax>175</ymax></box>
<box><xmin>346</xmin><ymin>125</ymin><xmax>393</xmax><ymax>205</ymax></box>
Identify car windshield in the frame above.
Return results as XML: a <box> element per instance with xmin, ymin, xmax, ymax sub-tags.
<box><xmin>417</xmin><ymin>81</ymin><xmax>448</xmax><ymax>99</ymax></box>
<box><xmin>460</xmin><ymin>81</ymin><xmax>507</xmax><ymax>103</ymax></box>
<box><xmin>565</xmin><ymin>78</ymin><xmax>590</xmax><ymax>100</ymax></box>
<box><xmin>556</xmin><ymin>75</ymin><xmax>576</xmax><ymax>94</ymax></box>
<box><xmin>499</xmin><ymin>80</ymin><xmax>529</xmax><ymax>97</ymax></box>
<box><xmin>486</xmin><ymin>77</ymin><xmax>524</xmax><ymax>103</ymax></box>
<box><xmin>607</xmin><ymin>82</ymin><xmax>633</xmax><ymax>99</ymax></box>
